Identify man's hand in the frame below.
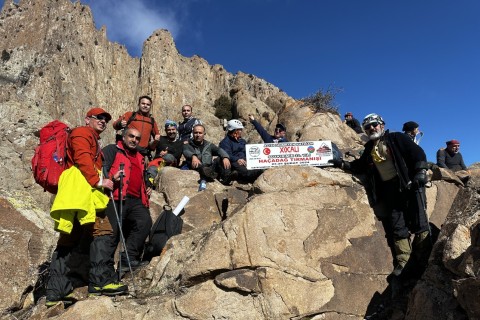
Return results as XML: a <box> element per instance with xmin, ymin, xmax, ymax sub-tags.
<box><xmin>154</xmin><ymin>134</ymin><xmax>160</xmax><ymax>141</ymax></box>
<box><xmin>223</xmin><ymin>158</ymin><xmax>231</xmax><ymax>169</ymax></box>
<box><xmin>237</xmin><ymin>159</ymin><xmax>247</xmax><ymax>167</ymax></box>
<box><xmin>413</xmin><ymin>169</ymin><xmax>428</xmax><ymax>187</ymax></box>
<box><xmin>113</xmin><ymin>170</ymin><xmax>124</xmax><ymax>181</ymax></box>
<box><xmin>97</xmin><ymin>178</ymin><xmax>114</xmax><ymax>191</ymax></box>
<box><xmin>191</xmin><ymin>155</ymin><xmax>202</xmax><ymax>168</ymax></box>
<box><xmin>328</xmin><ymin>158</ymin><xmax>343</xmax><ymax>168</ymax></box>
<box><xmin>248</xmin><ymin>114</ymin><xmax>255</xmax><ymax>121</ymax></box>
<box><xmin>120</xmin><ymin>119</ymin><xmax>127</xmax><ymax>127</ymax></box>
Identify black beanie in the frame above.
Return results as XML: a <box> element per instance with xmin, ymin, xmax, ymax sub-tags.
<box><xmin>402</xmin><ymin>121</ymin><xmax>418</xmax><ymax>132</ymax></box>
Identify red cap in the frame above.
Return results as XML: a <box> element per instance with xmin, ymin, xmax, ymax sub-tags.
<box><xmin>446</xmin><ymin>139</ymin><xmax>460</xmax><ymax>146</ymax></box>
<box><xmin>86</xmin><ymin>107</ymin><xmax>112</xmax><ymax>121</ymax></box>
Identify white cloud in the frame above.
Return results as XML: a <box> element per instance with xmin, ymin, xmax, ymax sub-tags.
<box><xmin>81</xmin><ymin>0</ymin><xmax>181</xmax><ymax>56</ymax></box>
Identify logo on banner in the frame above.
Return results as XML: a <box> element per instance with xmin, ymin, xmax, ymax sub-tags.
<box><xmin>316</xmin><ymin>143</ymin><xmax>332</xmax><ymax>157</ymax></box>
<box><xmin>249</xmin><ymin>146</ymin><xmax>261</xmax><ymax>157</ymax></box>
<box><xmin>263</xmin><ymin>148</ymin><xmax>271</xmax><ymax>155</ymax></box>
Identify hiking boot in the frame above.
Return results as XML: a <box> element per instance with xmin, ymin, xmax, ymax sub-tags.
<box><xmin>88</xmin><ymin>282</ymin><xmax>128</xmax><ymax>297</ymax></box>
<box><xmin>391</xmin><ymin>262</ymin><xmax>407</xmax><ymax>277</ymax></box>
<box><xmin>45</xmin><ymin>292</ymin><xmax>76</xmax><ymax>307</ymax></box>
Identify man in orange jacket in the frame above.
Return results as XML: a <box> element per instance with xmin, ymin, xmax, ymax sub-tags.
<box><xmin>112</xmin><ymin>95</ymin><xmax>161</xmax><ymax>157</ymax></box>
<box><xmin>45</xmin><ymin>108</ymin><xmax>128</xmax><ymax>307</ymax></box>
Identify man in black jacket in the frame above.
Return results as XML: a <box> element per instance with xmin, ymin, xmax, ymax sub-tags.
<box><xmin>331</xmin><ymin>113</ymin><xmax>430</xmax><ymax>277</ymax></box>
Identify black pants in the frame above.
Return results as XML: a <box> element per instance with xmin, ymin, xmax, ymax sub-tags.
<box><xmin>106</xmin><ymin>197</ymin><xmax>152</xmax><ymax>263</ymax></box>
<box><xmin>46</xmin><ymin>215</ymin><xmax>117</xmax><ymax>301</ymax></box>
<box><xmin>231</xmin><ymin>161</ymin><xmax>263</xmax><ymax>182</ymax></box>
<box><xmin>197</xmin><ymin>158</ymin><xmax>232</xmax><ymax>181</ymax></box>
<box><xmin>380</xmin><ymin>178</ymin><xmax>429</xmax><ymax>240</ymax></box>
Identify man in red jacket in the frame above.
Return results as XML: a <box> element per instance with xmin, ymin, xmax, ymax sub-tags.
<box><xmin>46</xmin><ymin>108</ymin><xmax>128</xmax><ymax>307</ymax></box>
<box><xmin>102</xmin><ymin>127</ymin><xmax>153</xmax><ymax>276</ymax></box>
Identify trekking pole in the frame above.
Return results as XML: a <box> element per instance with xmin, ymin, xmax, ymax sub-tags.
<box><xmin>118</xmin><ymin>163</ymin><xmax>124</xmax><ymax>279</ymax></box>
<box><xmin>109</xmin><ymin>191</ymin><xmax>137</xmax><ymax>295</ymax></box>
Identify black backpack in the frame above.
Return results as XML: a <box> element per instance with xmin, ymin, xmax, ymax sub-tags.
<box><xmin>143</xmin><ymin>205</ymin><xmax>183</xmax><ymax>261</ymax></box>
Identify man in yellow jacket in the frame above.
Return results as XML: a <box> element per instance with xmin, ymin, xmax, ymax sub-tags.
<box><xmin>45</xmin><ymin>108</ymin><xmax>128</xmax><ymax>307</ymax></box>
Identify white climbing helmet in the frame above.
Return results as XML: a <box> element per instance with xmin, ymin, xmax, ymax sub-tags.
<box><xmin>226</xmin><ymin>119</ymin><xmax>244</xmax><ymax>131</ymax></box>
<box><xmin>362</xmin><ymin>113</ymin><xmax>385</xmax><ymax>128</ymax></box>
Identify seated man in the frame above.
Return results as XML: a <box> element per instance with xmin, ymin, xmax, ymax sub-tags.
<box><xmin>248</xmin><ymin>114</ymin><xmax>288</xmax><ymax>143</ymax></box>
<box><xmin>219</xmin><ymin>119</ymin><xmax>262</xmax><ymax>182</ymax></box>
<box><xmin>183</xmin><ymin>124</ymin><xmax>232</xmax><ymax>184</ymax></box>
<box><xmin>153</xmin><ymin>120</ymin><xmax>183</xmax><ymax>167</ymax></box>
<box><xmin>436</xmin><ymin>140</ymin><xmax>470</xmax><ymax>183</ymax></box>
<box><xmin>344</xmin><ymin>112</ymin><xmax>363</xmax><ymax>134</ymax></box>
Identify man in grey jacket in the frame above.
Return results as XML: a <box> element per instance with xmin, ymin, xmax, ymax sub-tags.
<box><xmin>183</xmin><ymin>124</ymin><xmax>232</xmax><ymax>183</ymax></box>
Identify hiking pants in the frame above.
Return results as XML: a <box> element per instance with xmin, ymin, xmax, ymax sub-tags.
<box><xmin>46</xmin><ymin>216</ymin><xmax>116</xmax><ymax>300</ymax></box>
<box><xmin>231</xmin><ymin>161</ymin><xmax>262</xmax><ymax>182</ymax></box>
<box><xmin>106</xmin><ymin>197</ymin><xmax>152</xmax><ymax>262</ymax></box>
<box><xmin>380</xmin><ymin>178</ymin><xmax>429</xmax><ymax>240</ymax></box>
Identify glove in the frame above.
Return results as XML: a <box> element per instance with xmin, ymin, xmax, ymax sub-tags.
<box><xmin>328</xmin><ymin>158</ymin><xmax>344</xmax><ymax>168</ymax></box>
<box><xmin>413</xmin><ymin>169</ymin><xmax>428</xmax><ymax>187</ymax></box>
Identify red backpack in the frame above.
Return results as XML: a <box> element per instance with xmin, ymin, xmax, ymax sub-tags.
<box><xmin>31</xmin><ymin>120</ymin><xmax>71</xmax><ymax>194</ymax></box>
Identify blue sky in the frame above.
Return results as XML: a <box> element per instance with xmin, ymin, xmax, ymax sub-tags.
<box><xmin>5</xmin><ymin>0</ymin><xmax>478</xmax><ymax>165</ymax></box>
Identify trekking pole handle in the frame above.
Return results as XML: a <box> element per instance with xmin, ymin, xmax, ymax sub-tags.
<box><xmin>119</xmin><ymin>163</ymin><xmax>125</xmax><ymax>177</ymax></box>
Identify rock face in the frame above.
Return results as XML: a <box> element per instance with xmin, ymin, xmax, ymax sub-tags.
<box><xmin>406</xmin><ymin>168</ymin><xmax>480</xmax><ymax>320</ymax></box>
<box><xmin>0</xmin><ymin>0</ymin><xmax>479</xmax><ymax>319</ymax></box>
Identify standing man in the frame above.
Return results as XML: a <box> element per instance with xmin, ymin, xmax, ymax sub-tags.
<box><xmin>183</xmin><ymin>124</ymin><xmax>231</xmax><ymax>184</ymax></box>
<box><xmin>402</xmin><ymin>121</ymin><xmax>422</xmax><ymax>145</ymax></box>
<box><xmin>331</xmin><ymin>113</ymin><xmax>430</xmax><ymax>277</ymax></box>
<box><xmin>102</xmin><ymin>128</ymin><xmax>153</xmax><ymax>274</ymax></box>
<box><xmin>178</xmin><ymin>104</ymin><xmax>201</xmax><ymax>143</ymax></box>
<box><xmin>248</xmin><ymin>114</ymin><xmax>288</xmax><ymax>143</ymax></box>
<box><xmin>112</xmin><ymin>95</ymin><xmax>161</xmax><ymax>156</ymax></box>
<box><xmin>219</xmin><ymin>119</ymin><xmax>262</xmax><ymax>182</ymax></box>
<box><xmin>46</xmin><ymin>108</ymin><xmax>127</xmax><ymax>307</ymax></box>
<box><xmin>344</xmin><ymin>112</ymin><xmax>363</xmax><ymax>134</ymax></box>
<box><xmin>436</xmin><ymin>139</ymin><xmax>468</xmax><ymax>172</ymax></box>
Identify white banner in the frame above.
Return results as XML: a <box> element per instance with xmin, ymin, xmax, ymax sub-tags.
<box><xmin>246</xmin><ymin>140</ymin><xmax>335</xmax><ymax>170</ymax></box>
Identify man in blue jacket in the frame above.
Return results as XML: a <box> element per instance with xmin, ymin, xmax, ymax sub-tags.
<box><xmin>248</xmin><ymin>114</ymin><xmax>288</xmax><ymax>143</ymax></box>
<box><xmin>219</xmin><ymin>119</ymin><xmax>262</xmax><ymax>182</ymax></box>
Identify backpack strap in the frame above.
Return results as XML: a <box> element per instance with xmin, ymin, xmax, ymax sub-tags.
<box><xmin>126</xmin><ymin>111</ymin><xmax>156</xmax><ymax>137</ymax></box>
<box><xmin>125</xmin><ymin>111</ymin><xmax>138</xmax><ymax>127</ymax></box>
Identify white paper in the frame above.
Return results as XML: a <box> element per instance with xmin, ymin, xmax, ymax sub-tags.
<box><xmin>173</xmin><ymin>196</ymin><xmax>189</xmax><ymax>216</ymax></box>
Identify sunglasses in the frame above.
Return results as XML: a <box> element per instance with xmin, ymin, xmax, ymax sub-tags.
<box><xmin>363</xmin><ymin>122</ymin><xmax>380</xmax><ymax>130</ymax></box>
<box><xmin>127</xmin><ymin>133</ymin><xmax>141</xmax><ymax>141</ymax></box>
<box><xmin>90</xmin><ymin>115</ymin><xmax>110</xmax><ymax>122</ymax></box>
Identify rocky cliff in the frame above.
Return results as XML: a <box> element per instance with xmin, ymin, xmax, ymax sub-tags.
<box><xmin>1</xmin><ymin>1</ymin><xmax>479</xmax><ymax>319</ymax></box>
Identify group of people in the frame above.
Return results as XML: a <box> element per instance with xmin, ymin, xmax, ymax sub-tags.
<box><xmin>344</xmin><ymin>112</ymin><xmax>468</xmax><ymax>174</ymax></box>
<box><xmin>45</xmin><ymin>96</ymin><xmax>291</xmax><ymax>306</ymax></box>
<box><xmin>340</xmin><ymin>112</ymin><xmax>470</xmax><ymax>279</ymax></box>
<box><xmin>45</xmin><ymin>98</ymin><xmax>470</xmax><ymax>306</ymax></box>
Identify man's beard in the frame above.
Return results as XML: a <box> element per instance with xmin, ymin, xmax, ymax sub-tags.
<box><xmin>368</xmin><ymin>130</ymin><xmax>384</xmax><ymax>141</ymax></box>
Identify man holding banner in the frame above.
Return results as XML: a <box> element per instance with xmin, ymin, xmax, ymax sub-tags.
<box><xmin>219</xmin><ymin>119</ymin><xmax>263</xmax><ymax>182</ymax></box>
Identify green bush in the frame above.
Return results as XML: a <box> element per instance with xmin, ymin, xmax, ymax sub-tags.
<box><xmin>213</xmin><ymin>95</ymin><xmax>233</xmax><ymax>119</ymax></box>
